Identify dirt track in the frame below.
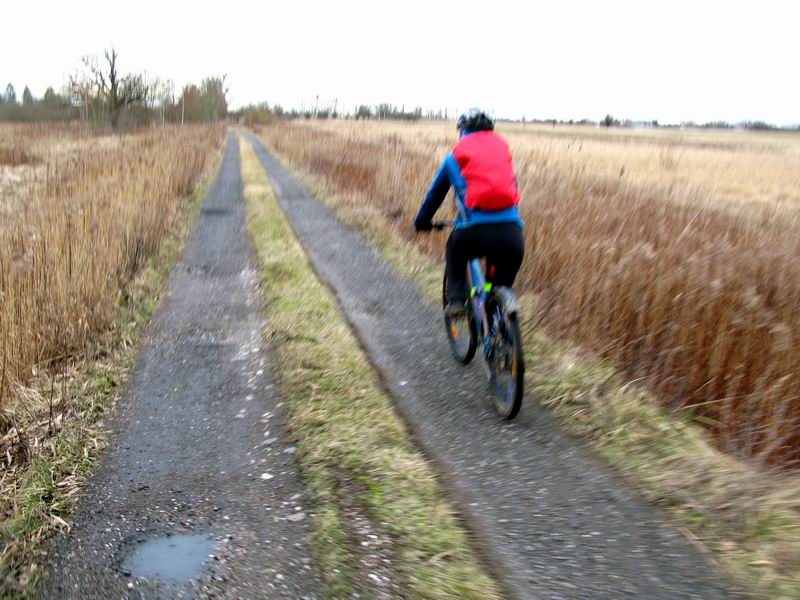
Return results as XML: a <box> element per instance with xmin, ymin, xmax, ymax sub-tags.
<box><xmin>246</xmin><ymin>132</ymin><xmax>742</xmax><ymax>600</ymax></box>
<box><xmin>40</xmin><ymin>136</ymin><xmax>321</xmax><ymax>598</ymax></box>
<box><xmin>39</xmin><ymin>132</ymin><xmax>742</xmax><ymax>599</ymax></box>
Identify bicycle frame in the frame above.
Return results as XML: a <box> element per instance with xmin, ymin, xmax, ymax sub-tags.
<box><xmin>466</xmin><ymin>258</ymin><xmax>493</xmax><ymax>346</ymax></box>
<box><xmin>430</xmin><ymin>219</ymin><xmax>505</xmax><ymax>356</ymax></box>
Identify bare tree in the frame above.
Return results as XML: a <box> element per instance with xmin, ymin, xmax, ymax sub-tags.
<box><xmin>68</xmin><ymin>69</ymin><xmax>94</xmax><ymax>122</ymax></box>
<box><xmin>143</xmin><ymin>76</ymin><xmax>175</xmax><ymax>124</ymax></box>
<box><xmin>76</xmin><ymin>48</ymin><xmax>148</xmax><ymax>129</ymax></box>
<box><xmin>4</xmin><ymin>83</ymin><xmax>16</xmax><ymax>105</ymax></box>
<box><xmin>158</xmin><ymin>79</ymin><xmax>175</xmax><ymax>124</ymax></box>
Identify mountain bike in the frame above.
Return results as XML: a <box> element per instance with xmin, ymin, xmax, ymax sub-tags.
<box><xmin>431</xmin><ymin>221</ymin><xmax>525</xmax><ymax>419</ymax></box>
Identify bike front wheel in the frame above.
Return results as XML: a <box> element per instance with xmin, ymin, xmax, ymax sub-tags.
<box><xmin>490</xmin><ymin>309</ymin><xmax>524</xmax><ymax>419</ymax></box>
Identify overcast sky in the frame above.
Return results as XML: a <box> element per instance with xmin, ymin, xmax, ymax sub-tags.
<box><xmin>2</xmin><ymin>0</ymin><xmax>798</xmax><ymax>125</ymax></box>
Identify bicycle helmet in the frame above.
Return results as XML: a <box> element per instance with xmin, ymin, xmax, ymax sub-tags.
<box><xmin>457</xmin><ymin>108</ymin><xmax>494</xmax><ymax>132</ymax></box>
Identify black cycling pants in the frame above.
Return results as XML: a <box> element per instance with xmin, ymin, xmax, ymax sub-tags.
<box><xmin>445</xmin><ymin>222</ymin><xmax>525</xmax><ymax>303</ymax></box>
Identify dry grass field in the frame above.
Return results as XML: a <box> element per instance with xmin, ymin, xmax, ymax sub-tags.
<box><xmin>0</xmin><ymin>122</ymin><xmax>224</xmax><ymax>392</ymax></box>
<box><xmin>0</xmin><ymin>122</ymin><xmax>222</xmax><ymax>474</ymax></box>
<box><xmin>259</xmin><ymin>119</ymin><xmax>800</xmax><ymax>467</ymax></box>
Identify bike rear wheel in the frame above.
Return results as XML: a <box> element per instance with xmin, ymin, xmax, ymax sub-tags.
<box><xmin>442</xmin><ymin>273</ymin><xmax>477</xmax><ymax>364</ymax></box>
<box><xmin>489</xmin><ymin>308</ymin><xmax>524</xmax><ymax>419</ymax></box>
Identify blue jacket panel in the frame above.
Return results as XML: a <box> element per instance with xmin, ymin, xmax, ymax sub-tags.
<box><xmin>414</xmin><ymin>154</ymin><xmax>464</xmax><ymax>228</ymax></box>
<box><xmin>415</xmin><ymin>151</ymin><xmax>523</xmax><ymax>230</ymax></box>
<box><xmin>461</xmin><ymin>205</ymin><xmax>523</xmax><ymax>228</ymax></box>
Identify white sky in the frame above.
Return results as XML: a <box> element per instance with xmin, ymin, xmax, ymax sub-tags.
<box><xmin>2</xmin><ymin>0</ymin><xmax>798</xmax><ymax>125</ymax></box>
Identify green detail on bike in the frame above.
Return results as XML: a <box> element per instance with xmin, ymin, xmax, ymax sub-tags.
<box><xmin>443</xmin><ymin>259</ymin><xmax>524</xmax><ymax>420</ymax></box>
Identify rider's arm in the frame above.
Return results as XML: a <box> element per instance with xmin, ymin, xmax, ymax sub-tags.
<box><xmin>414</xmin><ymin>155</ymin><xmax>455</xmax><ymax>230</ymax></box>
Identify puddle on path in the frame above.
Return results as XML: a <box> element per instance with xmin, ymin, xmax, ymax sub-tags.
<box><xmin>123</xmin><ymin>533</ymin><xmax>218</xmax><ymax>585</ymax></box>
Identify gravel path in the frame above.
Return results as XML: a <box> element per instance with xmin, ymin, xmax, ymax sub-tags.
<box><xmin>247</xmin><ymin>133</ymin><xmax>743</xmax><ymax>600</ymax></box>
<box><xmin>40</xmin><ymin>136</ymin><xmax>322</xmax><ymax>599</ymax></box>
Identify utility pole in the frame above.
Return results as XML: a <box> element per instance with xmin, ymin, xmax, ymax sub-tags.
<box><xmin>315</xmin><ymin>94</ymin><xmax>319</xmax><ymax>119</ymax></box>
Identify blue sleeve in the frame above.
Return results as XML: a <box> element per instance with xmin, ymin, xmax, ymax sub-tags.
<box><xmin>415</xmin><ymin>155</ymin><xmax>453</xmax><ymax>228</ymax></box>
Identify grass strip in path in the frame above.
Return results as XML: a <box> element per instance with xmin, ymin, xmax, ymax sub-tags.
<box><xmin>255</xmin><ymin>130</ymin><xmax>800</xmax><ymax>600</ymax></box>
<box><xmin>239</xmin><ymin>134</ymin><xmax>501</xmax><ymax>599</ymax></box>
<box><xmin>0</xmin><ymin>144</ymin><xmax>223</xmax><ymax>597</ymax></box>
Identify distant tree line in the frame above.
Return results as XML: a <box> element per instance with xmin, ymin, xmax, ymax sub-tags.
<box><xmin>356</xmin><ymin>104</ymin><xmax>423</xmax><ymax>120</ymax></box>
<box><xmin>232</xmin><ymin>102</ymin><xmax>274</xmax><ymax>127</ymax></box>
<box><xmin>596</xmin><ymin>114</ymin><xmax>797</xmax><ymax>131</ymax></box>
<box><xmin>1</xmin><ymin>48</ymin><xmax>229</xmax><ymax>130</ymax></box>
<box><xmin>214</xmin><ymin>97</ymin><xmax>800</xmax><ymax>131</ymax></box>
<box><xmin>0</xmin><ymin>82</ymin><xmax>77</xmax><ymax>121</ymax></box>
<box><xmin>232</xmin><ymin>101</ymin><xmax>428</xmax><ymax>123</ymax></box>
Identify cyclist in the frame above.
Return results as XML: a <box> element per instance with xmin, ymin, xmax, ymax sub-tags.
<box><xmin>414</xmin><ymin>108</ymin><xmax>524</xmax><ymax>317</ymax></box>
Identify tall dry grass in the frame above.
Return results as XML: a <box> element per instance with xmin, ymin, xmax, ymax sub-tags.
<box><xmin>259</xmin><ymin>120</ymin><xmax>800</xmax><ymax>466</ymax></box>
<box><xmin>0</xmin><ymin>124</ymin><xmax>223</xmax><ymax>434</ymax></box>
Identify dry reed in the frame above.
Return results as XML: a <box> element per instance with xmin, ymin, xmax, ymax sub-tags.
<box><xmin>0</xmin><ymin>124</ymin><xmax>224</xmax><ymax>441</ymax></box>
<box><xmin>259</xmin><ymin>120</ymin><xmax>800</xmax><ymax>466</ymax></box>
